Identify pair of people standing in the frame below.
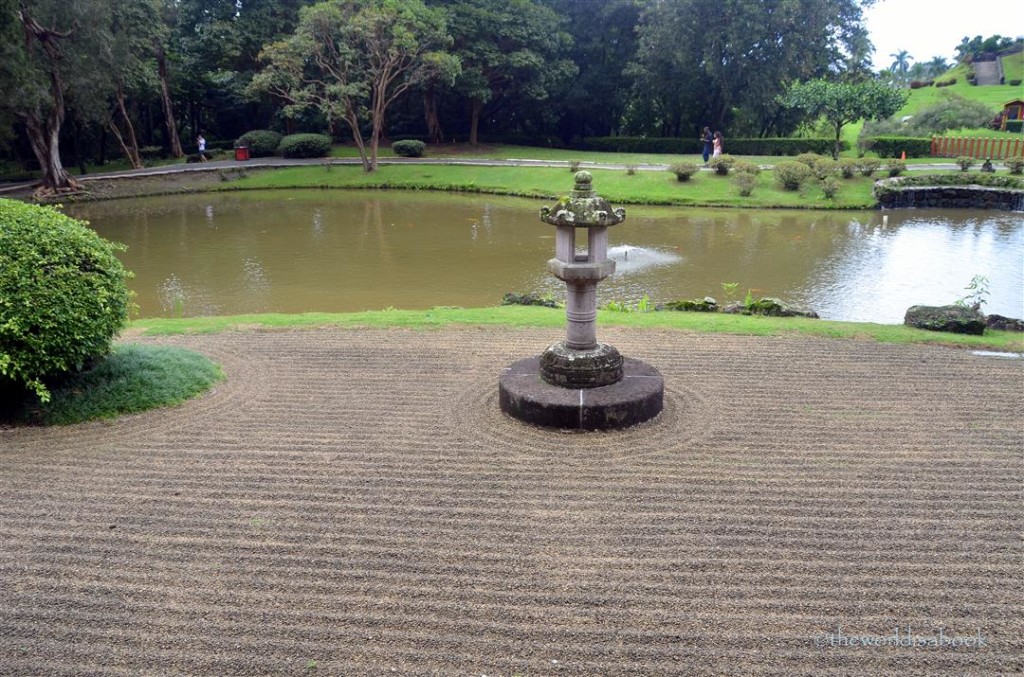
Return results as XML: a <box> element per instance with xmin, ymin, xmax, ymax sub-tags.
<box><xmin>700</xmin><ymin>127</ymin><xmax>723</xmax><ymax>163</ymax></box>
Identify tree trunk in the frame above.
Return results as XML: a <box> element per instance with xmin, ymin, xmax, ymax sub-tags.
<box><xmin>112</xmin><ymin>84</ymin><xmax>143</xmax><ymax>169</ymax></box>
<box><xmin>342</xmin><ymin>109</ymin><xmax>372</xmax><ymax>173</ymax></box>
<box><xmin>423</xmin><ymin>86</ymin><xmax>443</xmax><ymax>144</ymax></box>
<box><xmin>155</xmin><ymin>45</ymin><xmax>184</xmax><ymax>158</ymax></box>
<box><xmin>22</xmin><ymin>112</ymin><xmax>77</xmax><ymax>194</ymax></box>
<box><xmin>470</xmin><ymin>99</ymin><xmax>482</xmax><ymax>146</ymax></box>
<box><xmin>17</xmin><ymin>7</ymin><xmax>79</xmax><ymax>193</ymax></box>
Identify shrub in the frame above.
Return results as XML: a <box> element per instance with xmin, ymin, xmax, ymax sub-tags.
<box><xmin>709</xmin><ymin>154</ymin><xmax>735</xmax><ymax>175</ymax></box>
<box><xmin>139</xmin><ymin>146</ymin><xmax>165</xmax><ymax>161</ymax></box>
<box><xmin>391</xmin><ymin>140</ymin><xmax>426</xmax><ymax>157</ymax></box>
<box><xmin>774</xmin><ymin>161</ymin><xmax>811</xmax><ymax>190</ymax></box>
<box><xmin>234</xmin><ymin>130</ymin><xmax>283</xmax><ymax>158</ymax></box>
<box><xmin>732</xmin><ymin>161</ymin><xmax>761</xmax><ymax>175</ymax></box>
<box><xmin>955</xmin><ymin>156</ymin><xmax>975</xmax><ymax>171</ymax></box>
<box><xmin>668</xmin><ymin>162</ymin><xmax>700</xmax><ymax>181</ymax></box>
<box><xmin>278</xmin><ymin>133</ymin><xmax>332</xmax><ymax>158</ymax></box>
<box><xmin>1010</xmin><ymin>79</ymin><xmax>1022</xmax><ymax>87</ymax></box>
<box><xmin>795</xmin><ymin>152</ymin><xmax>823</xmax><ymax>168</ymax></box>
<box><xmin>860</xmin><ymin>137</ymin><xmax>931</xmax><ymax>158</ymax></box>
<box><xmin>820</xmin><ymin>176</ymin><xmax>841</xmax><ymax>199</ymax></box>
<box><xmin>1005</xmin><ymin>156</ymin><xmax>1024</xmax><ymax>174</ymax></box>
<box><xmin>569</xmin><ymin>159</ymin><xmax>581</xmax><ymax>172</ymax></box>
<box><xmin>0</xmin><ymin>200</ymin><xmax>133</xmax><ymax>402</ymax></box>
<box><xmin>838</xmin><ymin>158</ymin><xmax>859</xmax><ymax>179</ymax></box>
<box><xmin>733</xmin><ymin>172</ymin><xmax>757</xmax><ymax>196</ymax></box>
<box><xmin>625</xmin><ymin>164</ymin><xmax>638</xmax><ymax>176</ymax></box>
<box><xmin>886</xmin><ymin>159</ymin><xmax>907</xmax><ymax>177</ymax></box>
<box><xmin>810</xmin><ymin>157</ymin><xmax>838</xmax><ymax>180</ymax></box>
<box><xmin>858</xmin><ymin>158</ymin><xmax>881</xmax><ymax>177</ymax></box>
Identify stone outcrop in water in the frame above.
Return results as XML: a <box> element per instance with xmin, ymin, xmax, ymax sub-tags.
<box><xmin>661</xmin><ymin>297</ymin><xmax>719</xmax><ymax>312</ymax></box>
<box><xmin>721</xmin><ymin>297</ymin><xmax>819</xmax><ymax>318</ymax></box>
<box><xmin>904</xmin><ymin>305</ymin><xmax>986</xmax><ymax>335</ymax></box>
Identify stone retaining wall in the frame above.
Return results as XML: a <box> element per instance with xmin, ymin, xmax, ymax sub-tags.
<box><xmin>877</xmin><ymin>185</ymin><xmax>1024</xmax><ymax>210</ymax></box>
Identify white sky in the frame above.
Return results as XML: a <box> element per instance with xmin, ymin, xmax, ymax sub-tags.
<box><xmin>863</xmin><ymin>0</ymin><xmax>1022</xmax><ymax>70</ymax></box>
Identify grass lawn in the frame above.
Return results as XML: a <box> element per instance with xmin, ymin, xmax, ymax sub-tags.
<box><xmin>130</xmin><ymin>306</ymin><xmax>1024</xmax><ymax>353</ymax></box>
<box><xmin>227</xmin><ymin>162</ymin><xmax>882</xmax><ymax>209</ymax></box>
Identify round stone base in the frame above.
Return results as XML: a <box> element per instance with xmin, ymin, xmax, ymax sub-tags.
<box><xmin>499</xmin><ymin>356</ymin><xmax>664</xmax><ymax>431</ymax></box>
<box><xmin>540</xmin><ymin>341</ymin><xmax>623</xmax><ymax>388</ymax></box>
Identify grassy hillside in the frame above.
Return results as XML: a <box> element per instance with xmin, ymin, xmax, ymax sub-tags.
<box><xmin>843</xmin><ymin>52</ymin><xmax>1024</xmax><ymax>152</ymax></box>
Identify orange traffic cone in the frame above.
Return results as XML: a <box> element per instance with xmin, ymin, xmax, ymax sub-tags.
<box><xmin>901</xmin><ymin>151</ymin><xmax>906</xmax><ymax>160</ymax></box>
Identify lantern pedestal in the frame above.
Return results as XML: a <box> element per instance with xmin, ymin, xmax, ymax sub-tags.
<box><xmin>498</xmin><ymin>171</ymin><xmax>663</xmax><ymax>431</ymax></box>
<box><xmin>499</xmin><ymin>356</ymin><xmax>663</xmax><ymax>431</ymax></box>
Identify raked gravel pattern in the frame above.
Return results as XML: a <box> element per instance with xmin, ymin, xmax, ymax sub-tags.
<box><xmin>1</xmin><ymin>327</ymin><xmax>1021</xmax><ymax>676</ymax></box>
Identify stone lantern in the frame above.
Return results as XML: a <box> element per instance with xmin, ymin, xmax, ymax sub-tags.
<box><xmin>499</xmin><ymin>171</ymin><xmax>663</xmax><ymax>430</ymax></box>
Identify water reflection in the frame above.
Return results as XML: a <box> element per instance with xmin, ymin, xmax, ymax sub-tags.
<box><xmin>66</xmin><ymin>192</ymin><xmax>1023</xmax><ymax>323</ymax></box>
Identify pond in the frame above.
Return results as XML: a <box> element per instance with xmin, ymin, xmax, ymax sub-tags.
<box><xmin>66</xmin><ymin>190</ymin><xmax>1024</xmax><ymax>323</ymax></box>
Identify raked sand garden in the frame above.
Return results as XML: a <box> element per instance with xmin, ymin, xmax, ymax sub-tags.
<box><xmin>1</xmin><ymin>325</ymin><xmax>1021</xmax><ymax>675</ymax></box>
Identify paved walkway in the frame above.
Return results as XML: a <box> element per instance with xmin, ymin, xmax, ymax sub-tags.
<box><xmin>2</xmin><ymin>326</ymin><xmax>1021</xmax><ymax>675</ymax></box>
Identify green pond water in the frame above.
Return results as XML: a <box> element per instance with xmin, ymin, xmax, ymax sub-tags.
<box><xmin>67</xmin><ymin>190</ymin><xmax>1024</xmax><ymax>323</ymax></box>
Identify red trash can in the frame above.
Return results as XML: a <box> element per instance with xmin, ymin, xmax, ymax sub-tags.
<box><xmin>234</xmin><ymin>146</ymin><xmax>250</xmax><ymax>161</ymax></box>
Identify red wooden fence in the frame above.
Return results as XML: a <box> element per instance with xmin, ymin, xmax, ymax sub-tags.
<box><xmin>931</xmin><ymin>136</ymin><xmax>1024</xmax><ymax>159</ymax></box>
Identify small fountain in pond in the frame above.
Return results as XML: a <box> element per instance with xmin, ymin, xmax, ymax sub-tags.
<box><xmin>498</xmin><ymin>171</ymin><xmax>664</xmax><ymax>430</ymax></box>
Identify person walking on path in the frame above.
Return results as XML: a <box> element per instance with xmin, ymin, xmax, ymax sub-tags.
<box><xmin>701</xmin><ymin>127</ymin><xmax>713</xmax><ymax>164</ymax></box>
<box><xmin>712</xmin><ymin>131</ymin><xmax>723</xmax><ymax>158</ymax></box>
<box><xmin>197</xmin><ymin>135</ymin><xmax>208</xmax><ymax>162</ymax></box>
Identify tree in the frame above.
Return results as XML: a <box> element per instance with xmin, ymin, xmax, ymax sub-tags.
<box><xmin>105</xmin><ymin>0</ymin><xmax>164</xmax><ymax>169</ymax></box>
<box><xmin>629</xmin><ymin>0</ymin><xmax>875</xmax><ymax>139</ymax></box>
<box><xmin>251</xmin><ymin>0</ymin><xmax>456</xmax><ymax>172</ymax></box>
<box><xmin>889</xmin><ymin>50</ymin><xmax>913</xmax><ymax>86</ymax></box>
<box><xmin>0</xmin><ymin>0</ymin><xmax>114</xmax><ymax>194</ymax></box>
<box><xmin>445</xmin><ymin>0</ymin><xmax>575</xmax><ymax>146</ymax></box>
<box><xmin>546</xmin><ymin>0</ymin><xmax>641</xmax><ymax>141</ymax></box>
<box><xmin>926</xmin><ymin>56</ymin><xmax>950</xmax><ymax>78</ymax></box>
<box><xmin>784</xmin><ymin>79</ymin><xmax>908</xmax><ymax>158</ymax></box>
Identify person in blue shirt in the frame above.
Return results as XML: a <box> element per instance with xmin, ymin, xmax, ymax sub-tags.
<box><xmin>701</xmin><ymin>126</ymin><xmax>713</xmax><ymax>164</ymax></box>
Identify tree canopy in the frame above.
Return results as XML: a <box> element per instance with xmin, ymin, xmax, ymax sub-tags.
<box><xmin>783</xmin><ymin>79</ymin><xmax>908</xmax><ymax>158</ymax></box>
<box><xmin>1</xmin><ymin>0</ymin><xmax>967</xmax><ymax>188</ymax></box>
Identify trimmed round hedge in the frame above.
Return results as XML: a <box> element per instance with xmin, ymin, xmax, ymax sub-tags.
<box><xmin>278</xmin><ymin>133</ymin><xmax>332</xmax><ymax>158</ymax></box>
<box><xmin>234</xmin><ymin>130</ymin><xmax>283</xmax><ymax>158</ymax></box>
<box><xmin>0</xmin><ymin>199</ymin><xmax>133</xmax><ymax>402</ymax></box>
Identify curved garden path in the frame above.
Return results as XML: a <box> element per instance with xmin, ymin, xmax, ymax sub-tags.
<box><xmin>1</xmin><ymin>326</ymin><xmax>1021</xmax><ymax>675</ymax></box>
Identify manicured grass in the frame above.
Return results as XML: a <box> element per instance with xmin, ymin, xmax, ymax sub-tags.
<box><xmin>130</xmin><ymin>306</ymin><xmax>1024</xmax><ymax>353</ymax></box>
<box><xmin>1</xmin><ymin>344</ymin><xmax>223</xmax><ymax>426</ymax></box>
<box><xmin>226</xmin><ymin>163</ymin><xmax>880</xmax><ymax>209</ymax></box>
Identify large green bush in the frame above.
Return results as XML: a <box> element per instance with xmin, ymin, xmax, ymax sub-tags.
<box><xmin>392</xmin><ymin>140</ymin><xmax>426</xmax><ymax>157</ymax></box>
<box><xmin>278</xmin><ymin>133</ymin><xmax>332</xmax><ymax>158</ymax></box>
<box><xmin>234</xmin><ymin>130</ymin><xmax>283</xmax><ymax>158</ymax></box>
<box><xmin>0</xmin><ymin>200</ymin><xmax>133</xmax><ymax>402</ymax></box>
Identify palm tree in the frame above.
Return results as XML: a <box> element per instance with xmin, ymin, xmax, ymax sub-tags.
<box><xmin>889</xmin><ymin>50</ymin><xmax>913</xmax><ymax>85</ymax></box>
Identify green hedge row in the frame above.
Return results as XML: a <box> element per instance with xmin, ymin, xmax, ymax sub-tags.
<box><xmin>578</xmin><ymin>136</ymin><xmax>847</xmax><ymax>156</ymax></box>
<box><xmin>860</xmin><ymin>137</ymin><xmax>932</xmax><ymax>158</ymax></box>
